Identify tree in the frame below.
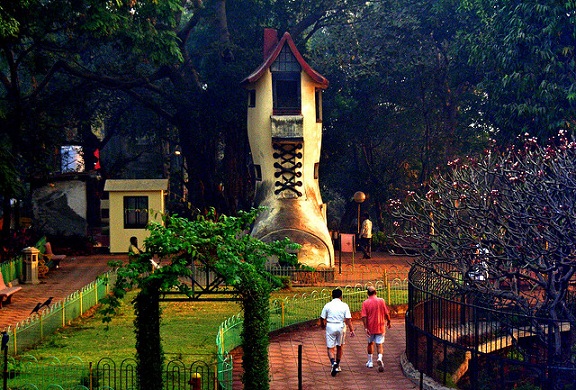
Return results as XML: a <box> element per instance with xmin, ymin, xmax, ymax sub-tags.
<box><xmin>461</xmin><ymin>0</ymin><xmax>576</xmax><ymax>141</ymax></box>
<box><xmin>102</xmin><ymin>209</ymin><xmax>298</xmax><ymax>389</ymax></box>
<box><xmin>390</xmin><ymin>131</ymin><xmax>576</xmax><ymax>366</ymax></box>
<box><xmin>309</xmin><ymin>0</ymin><xmax>488</xmax><ymax>232</ymax></box>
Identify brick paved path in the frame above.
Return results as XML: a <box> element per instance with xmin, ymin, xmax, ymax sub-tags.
<box><xmin>0</xmin><ymin>254</ymin><xmax>122</xmax><ymax>331</ymax></box>
<box><xmin>234</xmin><ymin>252</ymin><xmax>421</xmax><ymax>390</ymax></box>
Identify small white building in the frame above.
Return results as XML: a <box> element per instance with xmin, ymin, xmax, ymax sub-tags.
<box><xmin>104</xmin><ymin>179</ymin><xmax>168</xmax><ymax>253</ymax></box>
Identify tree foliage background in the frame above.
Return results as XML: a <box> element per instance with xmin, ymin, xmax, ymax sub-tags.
<box><xmin>1</xmin><ymin>0</ymin><xmax>576</xmax><ymax>243</ymax></box>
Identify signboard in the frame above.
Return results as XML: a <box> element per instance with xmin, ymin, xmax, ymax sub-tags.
<box><xmin>340</xmin><ymin>234</ymin><xmax>355</xmax><ymax>253</ymax></box>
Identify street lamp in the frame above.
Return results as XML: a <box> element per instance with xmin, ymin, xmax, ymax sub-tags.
<box><xmin>353</xmin><ymin>191</ymin><xmax>366</xmax><ymax>234</ymax></box>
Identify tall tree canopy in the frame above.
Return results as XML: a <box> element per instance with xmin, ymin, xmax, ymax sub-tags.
<box><xmin>3</xmin><ymin>0</ymin><xmax>575</xmax><ymax>244</ymax></box>
<box><xmin>461</xmin><ymin>0</ymin><xmax>576</xmax><ymax>141</ymax></box>
<box><xmin>309</xmin><ymin>0</ymin><xmax>488</xmax><ymax>231</ymax></box>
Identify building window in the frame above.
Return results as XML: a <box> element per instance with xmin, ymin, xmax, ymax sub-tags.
<box><xmin>124</xmin><ymin>196</ymin><xmax>148</xmax><ymax>229</ymax></box>
<box><xmin>272</xmin><ymin>46</ymin><xmax>301</xmax><ymax>115</ymax></box>
<box><xmin>315</xmin><ymin>89</ymin><xmax>323</xmax><ymax>122</ymax></box>
<box><xmin>248</xmin><ymin>90</ymin><xmax>256</xmax><ymax>107</ymax></box>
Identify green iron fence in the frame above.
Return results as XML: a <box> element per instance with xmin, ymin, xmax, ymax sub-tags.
<box><xmin>215</xmin><ymin>271</ymin><xmax>409</xmax><ymax>390</ymax></box>
<box><xmin>0</xmin><ymin>257</ymin><xmax>23</xmax><ymax>286</ymax></box>
<box><xmin>3</xmin><ymin>354</ymin><xmax>217</xmax><ymax>390</ymax></box>
<box><xmin>3</xmin><ymin>271</ymin><xmax>117</xmax><ymax>355</ymax></box>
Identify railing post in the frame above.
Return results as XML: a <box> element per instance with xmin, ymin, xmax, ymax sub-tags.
<box><xmin>219</xmin><ymin>327</ymin><xmax>225</xmax><ymax>356</ymax></box>
<box><xmin>298</xmin><ymin>344</ymin><xmax>303</xmax><ymax>390</ymax></box>
<box><xmin>385</xmin><ymin>271</ymin><xmax>391</xmax><ymax>304</ymax></box>
<box><xmin>281</xmin><ymin>301</ymin><xmax>285</xmax><ymax>328</ymax></box>
<box><xmin>11</xmin><ymin>331</ymin><xmax>16</xmax><ymax>356</ymax></box>
<box><xmin>80</xmin><ymin>290</ymin><xmax>83</xmax><ymax>314</ymax></box>
<box><xmin>89</xmin><ymin>361</ymin><xmax>93</xmax><ymax>390</ymax></box>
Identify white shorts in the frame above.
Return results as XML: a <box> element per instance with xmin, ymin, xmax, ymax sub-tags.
<box><xmin>367</xmin><ymin>333</ymin><xmax>385</xmax><ymax>344</ymax></box>
<box><xmin>325</xmin><ymin>322</ymin><xmax>346</xmax><ymax>348</ymax></box>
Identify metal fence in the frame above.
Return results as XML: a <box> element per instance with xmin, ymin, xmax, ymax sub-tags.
<box><xmin>0</xmin><ymin>257</ymin><xmax>24</xmax><ymax>286</ymax></box>
<box><xmin>216</xmin><ymin>271</ymin><xmax>409</xmax><ymax>390</ymax></box>
<box><xmin>3</xmin><ymin>354</ymin><xmax>217</xmax><ymax>390</ymax></box>
<box><xmin>265</xmin><ymin>262</ymin><xmax>410</xmax><ymax>286</ymax></box>
<box><xmin>3</xmin><ymin>271</ymin><xmax>117</xmax><ymax>355</ymax></box>
<box><xmin>406</xmin><ymin>264</ymin><xmax>576</xmax><ymax>389</ymax></box>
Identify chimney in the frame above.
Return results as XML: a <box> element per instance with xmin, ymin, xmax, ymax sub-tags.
<box><xmin>263</xmin><ymin>28</ymin><xmax>278</xmax><ymax>59</ymax></box>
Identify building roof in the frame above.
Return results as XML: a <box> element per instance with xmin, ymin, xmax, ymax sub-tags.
<box><xmin>104</xmin><ymin>179</ymin><xmax>169</xmax><ymax>192</ymax></box>
<box><xmin>241</xmin><ymin>31</ymin><xmax>329</xmax><ymax>88</ymax></box>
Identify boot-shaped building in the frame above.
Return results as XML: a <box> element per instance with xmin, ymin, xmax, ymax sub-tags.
<box><xmin>242</xmin><ymin>29</ymin><xmax>334</xmax><ymax>267</ymax></box>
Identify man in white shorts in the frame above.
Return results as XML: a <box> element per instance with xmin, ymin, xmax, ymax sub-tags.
<box><xmin>320</xmin><ymin>288</ymin><xmax>355</xmax><ymax>376</ymax></box>
<box><xmin>361</xmin><ymin>286</ymin><xmax>391</xmax><ymax>372</ymax></box>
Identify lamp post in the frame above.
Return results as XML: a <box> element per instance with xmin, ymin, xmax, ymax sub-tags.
<box><xmin>353</xmin><ymin>191</ymin><xmax>366</xmax><ymax>234</ymax></box>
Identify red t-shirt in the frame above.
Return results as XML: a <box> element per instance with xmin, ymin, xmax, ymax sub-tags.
<box><xmin>361</xmin><ymin>295</ymin><xmax>389</xmax><ymax>334</ymax></box>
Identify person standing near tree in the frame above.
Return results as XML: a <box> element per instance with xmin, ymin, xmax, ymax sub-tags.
<box><xmin>320</xmin><ymin>288</ymin><xmax>355</xmax><ymax>377</ymax></box>
<box><xmin>360</xmin><ymin>212</ymin><xmax>373</xmax><ymax>259</ymax></box>
<box><xmin>361</xmin><ymin>286</ymin><xmax>391</xmax><ymax>372</ymax></box>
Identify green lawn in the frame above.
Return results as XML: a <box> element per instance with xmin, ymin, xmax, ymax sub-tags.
<box><xmin>22</xmin><ymin>286</ymin><xmax>407</xmax><ymax>364</ymax></box>
<box><xmin>28</xmin><ymin>290</ymin><xmax>241</xmax><ymax>364</ymax></box>
<box><xmin>22</xmin><ymin>288</ymin><xmax>321</xmax><ymax>363</ymax></box>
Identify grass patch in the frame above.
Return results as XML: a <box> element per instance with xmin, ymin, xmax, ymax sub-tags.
<box><xmin>27</xmin><ymin>290</ymin><xmax>240</xmax><ymax>364</ymax></box>
<box><xmin>23</xmin><ymin>288</ymin><xmax>317</xmax><ymax>363</ymax></box>
<box><xmin>22</xmin><ymin>285</ymin><xmax>407</xmax><ymax>364</ymax></box>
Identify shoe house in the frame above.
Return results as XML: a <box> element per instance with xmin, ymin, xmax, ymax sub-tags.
<box><xmin>242</xmin><ymin>29</ymin><xmax>334</xmax><ymax>267</ymax></box>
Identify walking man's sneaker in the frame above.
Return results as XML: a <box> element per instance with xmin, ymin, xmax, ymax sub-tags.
<box><xmin>377</xmin><ymin>359</ymin><xmax>384</xmax><ymax>372</ymax></box>
<box><xmin>366</xmin><ymin>361</ymin><xmax>373</xmax><ymax>368</ymax></box>
<box><xmin>331</xmin><ymin>362</ymin><xmax>339</xmax><ymax>377</ymax></box>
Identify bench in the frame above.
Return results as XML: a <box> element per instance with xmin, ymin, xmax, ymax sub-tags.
<box><xmin>0</xmin><ymin>272</ymin><xmax>22</xmax><ymax>309</ymax></box>
<box><xmin>44</xmin><ymin>242</ymin><xmax>66</xmax><ymax>269</ymax></box>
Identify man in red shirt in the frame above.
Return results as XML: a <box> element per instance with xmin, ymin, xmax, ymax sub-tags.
<box><xmin>361</xmin><ymin>286</ymin><xmax>391</xmax><ymax>372</ymax></box>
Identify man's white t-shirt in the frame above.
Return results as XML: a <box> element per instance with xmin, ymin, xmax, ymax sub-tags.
<box><xmin>321</xmin><ymin>298</ymin><xmax>352</xmax><ymax>323</ymax></box>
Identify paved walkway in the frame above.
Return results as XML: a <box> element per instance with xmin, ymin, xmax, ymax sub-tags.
<box><xmin>1</xmin><ymin>251</ymin><xmax>420</xmax><ymax>389</ymax></box>
<box><xmin>266</xmin><ymin>316</ymin><xmax>417</xmax><ymax>390</ymax></box>
<box><xmin>0</xmin><ymin>254</ymin><xmax>123</xmax><ymax>331</ymax></box>
<box><xmin>231</xmin><ymin>252</ymin><xmax>420</xmax><ymax>390</ymax></box>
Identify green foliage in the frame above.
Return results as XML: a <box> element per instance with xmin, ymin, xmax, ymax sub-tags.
<box><xmin>278</xmin><ymin>276</ymin><xmax>292</xmax><ymax>290</ymax></box>
<box><xmin>309</xmin><ymin>0</ymin><xmax>488</xmax><ymax>234</ymax></box>
<box><xmin>461</xmin><ymin>0</ymin><xmax>576</xmax><ymax>141</ymax></box>
<box><xmin>102</xmin><ymin>208</ymin><xmax>299</xmax><ymax>390</ymax></box>
<box><xmin>372</xmin><ymin>231</ymin><xmax>391</xmax><ymax>251</ymax></box>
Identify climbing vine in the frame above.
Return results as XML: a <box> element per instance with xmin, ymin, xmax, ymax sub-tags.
<box><xmin>102</xmin><ymin>208</ymin><xmax>298</xmax><ymax>389</ymax></box>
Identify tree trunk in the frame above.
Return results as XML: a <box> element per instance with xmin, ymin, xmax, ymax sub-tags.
<box><xmin>134</xmin><ymin>282</ymin><xmax>163</xmax><ymax>390</ymax></box>
<box><xmin>240</xmin><ymin>279</ymin><xmax>271</xmax><ymax>389</ymax></box>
